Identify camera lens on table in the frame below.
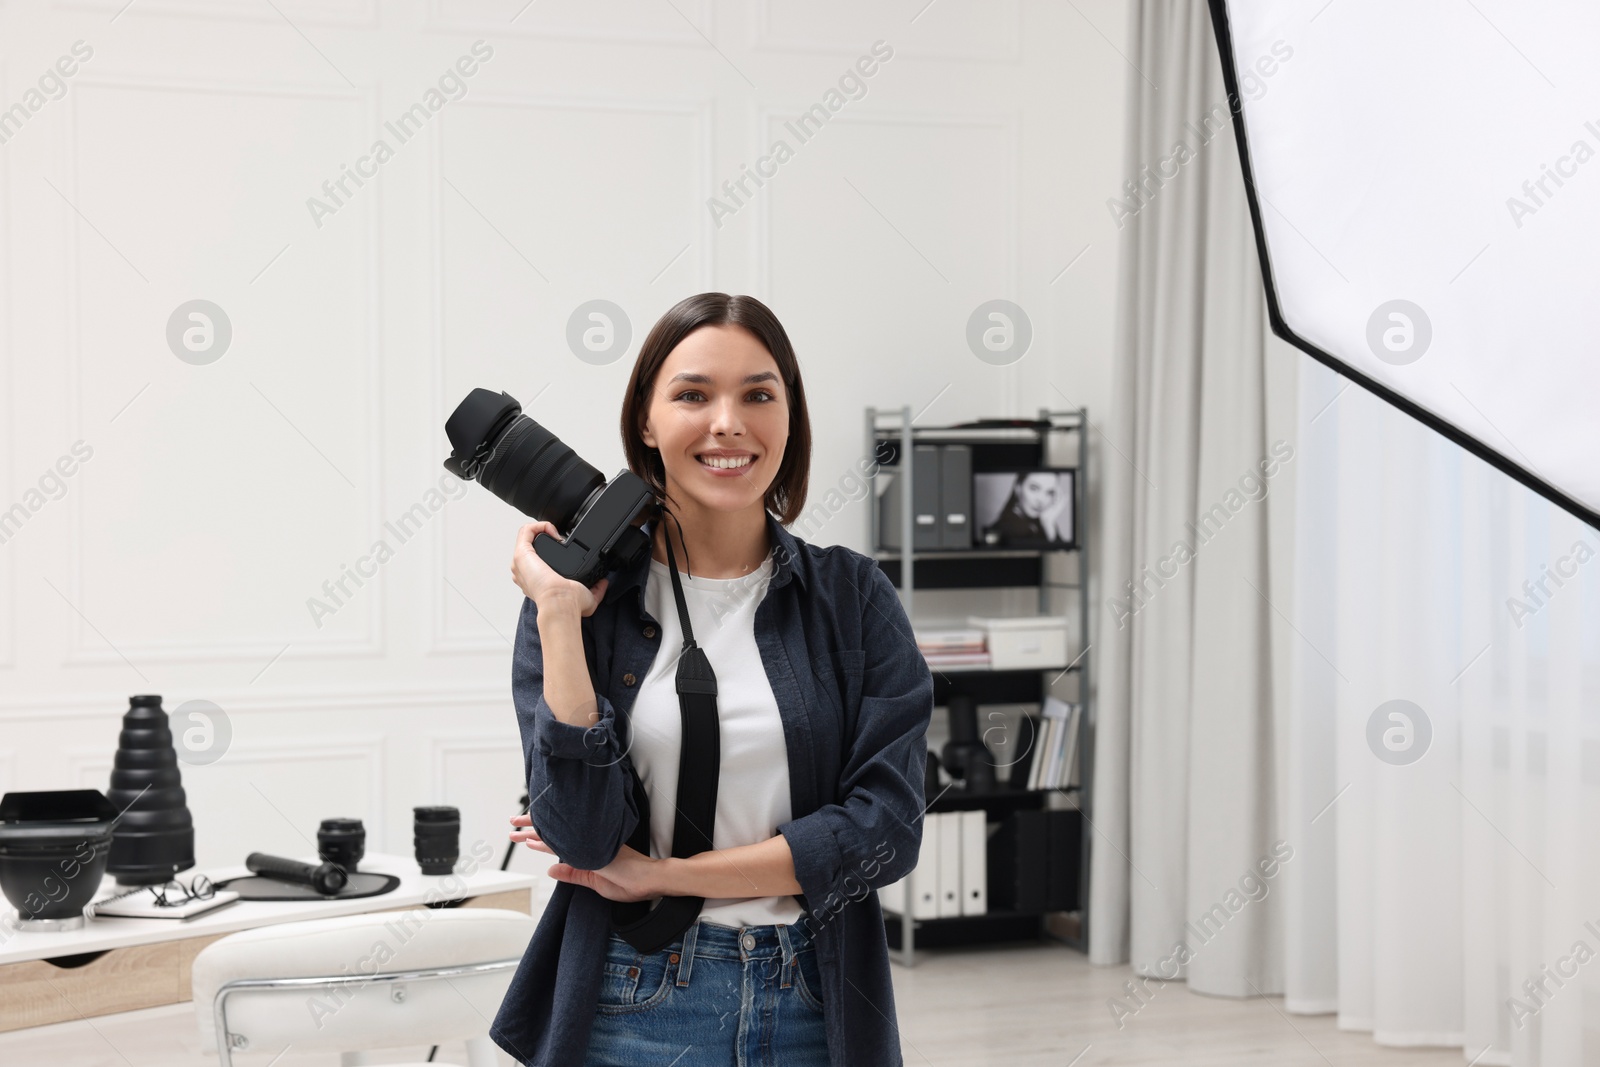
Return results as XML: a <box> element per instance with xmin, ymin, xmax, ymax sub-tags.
<box><xmin>413</xmin><ymin>806</ymin><xmax>460</xmax><ymax>876</ymax></box>
<box><xmin>317</xmin><ymin>817</ymin><xmax>365</xmax><ymax>872</ymax></box>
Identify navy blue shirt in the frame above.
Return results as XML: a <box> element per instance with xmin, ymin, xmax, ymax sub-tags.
<box><xmin>490</xmin><ymin>510</ymin><xmax>933</xmax><ymax>1066</ymax></box>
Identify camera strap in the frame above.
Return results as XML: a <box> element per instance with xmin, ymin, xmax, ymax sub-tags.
<box><xmin>610</xmin><ymin>526</ymin><xmax>720</xmax><ymax>952</ymax></box>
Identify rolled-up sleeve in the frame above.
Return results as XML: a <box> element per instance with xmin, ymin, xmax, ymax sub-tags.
<box><xmin>779</xmin><ymin>562</ymin><xmax>932</xmax><ymax>920</ymax></box>
<box><xmin>514</xmin><ymin>596</ymin><xmax>640</xmax><ymax>872</ymax></box>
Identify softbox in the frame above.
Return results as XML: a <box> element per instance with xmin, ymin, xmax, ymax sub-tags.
<box><xmin>1207</xmin><ymin>0</ymin><xmax>1600</xmax><ymax>529</ymax></box>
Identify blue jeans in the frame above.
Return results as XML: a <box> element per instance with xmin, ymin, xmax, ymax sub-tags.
<box><xmin>583</xmin><ymin>918</ymin><xmax>830</xmax><ymax>1066</ymax></box>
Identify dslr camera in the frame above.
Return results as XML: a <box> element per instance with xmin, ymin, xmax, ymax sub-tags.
<box><xmin>442</xmin><ymin>388</ymin><xmax>656</xmax><ymax>588</ymax></box>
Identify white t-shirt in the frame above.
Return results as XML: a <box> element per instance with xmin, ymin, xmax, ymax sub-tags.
<box><xmin>630</xmin><ymin>547</ymin><xmax>806</xmax><ymax>929</ymax></box>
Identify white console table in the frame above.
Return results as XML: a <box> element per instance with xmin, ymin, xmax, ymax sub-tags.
<box><xmin>0</xmin><ymin>851</ymin><xmax>538</xmax><ymax>1032</ymax></box>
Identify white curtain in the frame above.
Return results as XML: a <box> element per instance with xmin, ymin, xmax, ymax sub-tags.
<box><xmin>1096</xmin><ymin>2</ymin><xmax>1600</xmax><ymax>1064</ymax></box>
<box><xmin>1089</xmin><ymin>0</ymin><xmax>1301</xmax><ymax>994</ymax></box>
<box><xmin>1286</xmin><ymin>363</ymin><xmax>1600</xmax><ymax>1064</ymax></box>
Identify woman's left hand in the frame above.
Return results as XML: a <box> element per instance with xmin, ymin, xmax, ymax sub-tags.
<box><xmin>509</xmin><ymin>814</ymin><xmax>663</xmax><ymax>903</ymax></box>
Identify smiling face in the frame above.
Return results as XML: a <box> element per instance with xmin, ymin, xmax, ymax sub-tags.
<box><xmin>638</xmin><ymin>323</ymin><xmax>790</xmax><ymax>518</ymax></box>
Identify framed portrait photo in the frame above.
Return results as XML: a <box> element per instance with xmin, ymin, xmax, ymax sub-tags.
<box><xmin>973</xmin><ymin>468</ymin><xmax>1076</xmax><ymax>548</ymax></box>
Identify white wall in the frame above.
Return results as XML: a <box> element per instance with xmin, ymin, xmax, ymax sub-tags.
<box><xmin>0</xmin><ymin>0</ymin><xmax>1130</xmax><ymax>885</ymax></box>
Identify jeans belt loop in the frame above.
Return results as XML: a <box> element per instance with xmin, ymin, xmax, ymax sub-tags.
<box><xmin>676</xmin><ymin>919</ymin><xmax>700</xmax><ymax>987</ymax></box>
<box><xmin>775</xmin><ymin>923</ymin><xmax>796</xmax><ymax>988</ymax></box>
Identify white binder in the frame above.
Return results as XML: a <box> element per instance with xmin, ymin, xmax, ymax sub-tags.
<box><xmin>910</xmin><ymin>813</ymin><xmax>940</xmax><ymax>919</ymax></box>
<box><xmin>937</xmin><ymin>811</ymin><xmax>962</xmax><ymax>917</ymax></box>
<box><xmin>959</xmin><ymin>808</ymin><xmax>988</xmax><ymax>915</ymax></box>
<box><xmin>877</xmin><ymin>874</ymin><xmax>907</xmax><ymax>915</ymax></box>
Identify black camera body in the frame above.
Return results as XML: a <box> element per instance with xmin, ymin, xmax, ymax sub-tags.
<box><xmin>443</xmin><ymin>388</ymin><xmax>656</xmax><ymax>589</ymax></box>
<box><xmin>525</xmin><ymin>470</ymin><xmax>654</xmax><ymax>589</ymax></box>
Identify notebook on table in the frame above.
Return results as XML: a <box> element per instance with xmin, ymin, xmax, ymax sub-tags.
<box><xmin>87</xmin><ymin>884</ymin><xmax>240</xmax><ymax>920</ymax></box>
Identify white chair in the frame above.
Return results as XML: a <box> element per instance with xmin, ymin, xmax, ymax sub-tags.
<box><xmin>191</xmin><ymin>907</ymin><xmax>535</xmax><ymax>1066</ymax></box>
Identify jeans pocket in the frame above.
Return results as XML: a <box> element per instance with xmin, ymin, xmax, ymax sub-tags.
<box><xmin>791</xmin><ymin>945</ymin><xmax>826</xmax><ymax>1014</ymax></box>
<box><xmin>596</xmin><ymin>935</ymin><xmax>677</xmax><ymax>1015</ymax></box>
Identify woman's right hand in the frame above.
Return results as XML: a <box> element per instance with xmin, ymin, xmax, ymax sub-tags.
<box><xmin>511</xmin><ymin>521</ymin><xmax>609</xmax><ymax>616</ymax></box>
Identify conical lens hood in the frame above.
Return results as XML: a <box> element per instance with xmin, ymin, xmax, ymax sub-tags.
<box><xmin>105</xmin><ymin>695</ymin><xmax>195</xmax><ymax>885</ymax></box>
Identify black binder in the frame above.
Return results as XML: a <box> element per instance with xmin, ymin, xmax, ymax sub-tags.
<box><xmin>938</xmin><ymin>444</ymin><xmax>972</xmax><ymax>548</ymax></box>
<box><xmin>1043</xmin><ymin>809</ymin><xmax>1082</xmax><ymax>912</ymax></box>
<box><xmin>878</xmin><ymin>445</ymin><xmax>945</xmax><ymax>551</ymax></box>
<box><xmin>985</xmin><ymin>807</ymin><xmax>1081</xmax><ymax>914</ymax></box>
<box><xmin>985</xmin><ymin>809</ymin><xmax>1048</xmax><ymax>913</ymax></box>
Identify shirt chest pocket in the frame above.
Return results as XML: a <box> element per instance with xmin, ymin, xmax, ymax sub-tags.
<box><xmin>810</xmin><ymin>649</ymin><xmax>866</xmax><ymax>724</ymax></box>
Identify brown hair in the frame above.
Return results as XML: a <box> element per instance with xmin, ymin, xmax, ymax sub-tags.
<box><xmin>620</xmin><ymin>293</ymin><xmax>811</xmax><ymax>525</ymax></box>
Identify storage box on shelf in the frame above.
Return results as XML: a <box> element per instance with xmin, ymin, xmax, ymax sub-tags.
<box><xmin>865</xmin><ymin>405</ymin><xmax>1094</xmax><ymax>965</ymax></box>
<box><xmin>967</xmin><ymin>614</ymin><xmax>1070</xmax><ymax>670</ymax></box>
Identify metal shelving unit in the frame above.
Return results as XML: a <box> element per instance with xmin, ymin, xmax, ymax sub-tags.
<box><xmin>866</xmin><ymin>405</ymin><xmax>1093</xmax><ymax>966</ymax></box>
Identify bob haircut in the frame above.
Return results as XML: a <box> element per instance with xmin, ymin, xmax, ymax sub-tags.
<box><xmin>620</xmin><ymin>292</ymin><xmax>811</xmax><ymax>525</ymax></box>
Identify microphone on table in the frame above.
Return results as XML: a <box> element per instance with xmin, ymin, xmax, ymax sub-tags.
<box><xmin>245</xmin><ymin>852</ymin><xmax>348</xmax><ymax>895</ymax></box>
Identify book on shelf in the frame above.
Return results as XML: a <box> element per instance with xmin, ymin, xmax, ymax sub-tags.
<box><xmin>884</xmin><ymin>424</ymin><xmax>1045</xmax><ymax>443</ymax></box>
<box><xmin>1035</xmin><ymin>696</ymin><xmax>1081</xmax><ymax>790</ymax></box>
<box><xmin>1044</xmin><ymin>697</ymin><xmax>1068</xmax><ymax>788</ymax></box>
<box><xmin>1027</xmin><ymin>713</ymin><xmax>1053</xmax><ymax>791</ymax></box>
<box><xmin>922</xmin><ymin>650</ymin><xmax>991</xmax><ymax>668</ymax></box>
<box><xmin>1062</xmin><ymin>703</ymin><xmax>1081</xmax><ymax>789</ymax></box>
<box><xmin>914</xmin><ymin>627</ymin><xmax>986</xmax><ymax>652</ymax></box>
<box><xmin>1007</xmin><ymin>712</ymin><xmax>1038</xmax><ymax>790</ymax></box>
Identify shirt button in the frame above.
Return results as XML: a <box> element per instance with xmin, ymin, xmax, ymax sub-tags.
<box><xmin>623</xmin><ymin>672</ymin><xmax>637</xmax><ymax>686</ymax></box>
<box><xmin>644</xmin><ymin>625</ymin><xmax>657</xmax><ymax>639</ymax></box>
<box><xmin>741</xmin><ymin>933</ymin><xmax>756</xmax><ymax>951</ymax></box>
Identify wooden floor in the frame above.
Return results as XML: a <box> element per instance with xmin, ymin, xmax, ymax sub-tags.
<box><xmin>1</xmin><ymin>937</ymin><xmax>1461</xmax><ymax>1066</ymax></box>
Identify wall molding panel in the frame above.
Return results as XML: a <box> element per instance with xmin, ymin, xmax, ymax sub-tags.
<box><xmin>0</xmin><ymin>684</ymin><xmax>510</xmax><ymax>722</ymax></box>
<box><xmin>54</xmin><ymin>0</ymin><xmax>378</xmax><ymax>27</ymax></box>
<box><xmin>750</xmin><ymin>0</ymin><xmax>1023</xmax><ymax>63</ymax></box>
<box><xmin>427</xmin><ymin>91</ymin><xmax>714</xmax><ymax>654</ymax></box>
<box><xmin>423</xmin><ymin>0</ymin><xmax>715</xmax><ymax>47</ymax></box>
<box><xmin>58</xmin><ymin>75</ymin><xmax>386</xmax><ymax>666</ymax></box>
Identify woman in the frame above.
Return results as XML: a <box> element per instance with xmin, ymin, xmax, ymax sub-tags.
<box><xmin>980</xmin><ymin>471</ymin><xmax>1070</xmax><ymax>546</ymax></box>
<box><xmin>488</xmin><ymin>293</ymin><xmax>934</xmax><ymax>1067</ymax></box>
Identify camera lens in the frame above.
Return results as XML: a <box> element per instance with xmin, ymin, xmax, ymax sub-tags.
<box><xmin>481</xmin><ymin>415</ymin><xmax>605</xmax><ymax>527</ymax></box>
<box><xmin>413</xmin><ymin>805</ymin><xmax>460</xmax><ymax>876</ymax></box>
<box><xmin>443</xmin><ymin>389</ymin><xmax>605</xmax><ymax>528</ymax></box>
<box><xmin>317</xmin><ymin>817</ymin><xmax>365</xmax><ymax>872</ymax></box>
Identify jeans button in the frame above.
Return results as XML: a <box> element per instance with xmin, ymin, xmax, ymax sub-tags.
<box><xmin>741</xmin><ymin>933</ymin><xmax>756</xmax><ymax>951</ymax></box>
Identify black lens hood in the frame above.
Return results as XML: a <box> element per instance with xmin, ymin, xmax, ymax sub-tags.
<box><xmin>443</xmin><ymin>388</ymin><xmax>523</xmax><ymax>479</ymax></box>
